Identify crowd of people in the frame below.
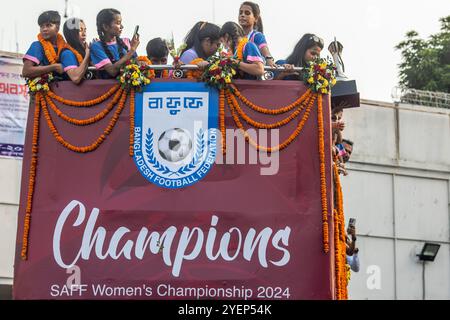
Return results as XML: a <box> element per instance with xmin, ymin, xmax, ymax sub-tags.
<box><xmin>332</xmin><ymin>105</ymin><xmax>359</xmax><ymax>275</ymax></box>
<box><xmin>22</xmin><ymin>2</ymin><xmax>325</xmax><ymax>83</ymax></box>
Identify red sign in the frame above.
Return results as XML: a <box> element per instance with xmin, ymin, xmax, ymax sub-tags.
<box><xmin>13</xmin><ymin>80</ymin><xmax>334</xmax><ymax>300</ymax></box>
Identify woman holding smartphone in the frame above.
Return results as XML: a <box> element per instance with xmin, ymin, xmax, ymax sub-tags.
<box><xmin>90</xmin><ymin>8</ymin><xmax>140</xmax><ymax>79</ymax></box>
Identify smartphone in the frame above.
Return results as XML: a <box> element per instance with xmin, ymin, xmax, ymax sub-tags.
<box><xmin>348</xmin><ymin>218</ymin><xmax>356</xmax><ymax>227</ymax></box>
<box><xmin>133</xmin><ymin>25</ymin><xmax>140</xmax><ymax>38</ymax></box>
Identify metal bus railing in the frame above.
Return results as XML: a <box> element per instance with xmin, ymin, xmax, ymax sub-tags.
<box><xmin>86</xmin><ymin>65</ymin><xmax>304</xmax><ymax>81</ymax></box>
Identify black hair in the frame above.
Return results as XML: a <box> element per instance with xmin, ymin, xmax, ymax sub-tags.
<box><xmin>63</xmin><ymin>18</ymin><xmax>86</xmax><ymax>58</ymax></box>
<box><xmin>220</xmin><ymin>21</ymin><xmax>246</xmax><ymax>53</ymax></box>
<box><xmin>182</xmin><ymin>21</ymin><xmax>221</xmax><ymax>59</ymax></box>
<box><xmin>146</xmin><ymin>38</ymin><xmax>169</xmax><ymax>58</ymax></box>
<box><xmin>96</xmin><ymin>8</ymin><xmax>128</xmax><ymax>63</ymax></box>
<box><xmin>342</xmin><ymin>139</ymin><xmax>354</xmax><ymax>146</ymax></box>
<box><xmin>38</xmin><ymin>11</ymin><xmax>61</xmax><ymax>27</ymax></box>
<box><xmin>240</xmin><ymin>1</ymin><xmax>263</xmax><ymax>33</ymax></box>
<box><xmin>286</xmin><ymin>33</ymin><xmax>324</xmax><ymax>67</ymax></box>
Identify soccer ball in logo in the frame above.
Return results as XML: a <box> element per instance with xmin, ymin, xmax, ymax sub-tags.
<box><xmin>158</xmin><ymin>128</ymin><xmax>193</xmax><ymax>162</ymax></box>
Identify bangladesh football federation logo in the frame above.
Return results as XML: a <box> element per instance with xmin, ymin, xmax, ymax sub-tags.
<box><xmin>133</xmin><ymin>82</ymin><xmax>219</xmax><ymax>189</ymax></box>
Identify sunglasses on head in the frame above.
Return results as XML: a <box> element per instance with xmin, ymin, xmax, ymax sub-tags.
<box><xmin>309</xmin><ymin>35</ymin><xmax>324</xmax><ymax>46</ymax></box>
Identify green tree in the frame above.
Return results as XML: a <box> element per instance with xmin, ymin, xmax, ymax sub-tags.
<box><xmin>396</xmin><ymin>16</ymin><xmax>450</xmax><ymax>93</ymax></box>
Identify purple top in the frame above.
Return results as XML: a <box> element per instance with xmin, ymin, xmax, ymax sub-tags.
<box><xmin>180</xmin><ymin>48</ymin><xmax>199</xmax><ymax>64</ymax></box>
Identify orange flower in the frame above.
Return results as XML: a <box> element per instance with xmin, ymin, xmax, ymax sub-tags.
<box><xmin>137</xmin><ymin>56</ymin><xmax>160</xmax><ymax>79</ymax></box>
<box><xmin>219</xmin><ymin>89</ymin><xmax>226</xmax><ymax>154</ymax></box>
<box><xmin>21</xmin><ymin>93</ymin><xmax>43</xmax><ymax>260</ymax></box>
<box><xmin>47</xmin><ymin>84</ymin><xmax>121</xmax><ymax>107</ymax></box>
<box><xmin>236</xmin><ymin>38</ymin><xmax>249</xmax><ymax>62</ymax></box>
<box><xmin>231</xmin><ymin>85</ymin><xmax>311</xmax><ymax>115</ymax></box>
<box><xmin>186</xmin><ymin>58</ymin><xmax>205</xmax><ymax>79</ymax></box>
<box><xmin>225</xmin><ymin>89</ymin><xmax>316</xmax><ymax>152</ymax></box>
<box><xmin>317</xmin><ymin>94</ymin><xmax>330</xmax><ymax>253</ymax></box>
<box><xmin>44</xmin><ymin>88</ymin><xmax>123</xmax><ymax>126</ymax></box>
<box><xmin>333</xmin><ymin>158</ymin><xmax>349</xmax><ymax>299</ymax></box>
<box><xmin>129</xmin><ymin>89</ymin><xmax>136</xmax><ymax>156</ymax></box>
<box><xmin>38</xmin><ymin>33</ymin><xmax>66</xmax><ymax>64</ymax></box>
<box><xmin>41</xmin><ymin>90</ymin><xmax>128</xmax><ymax>153</ymax></box>
<box><xmin>61</xmin><ymin>43</ymin><xmax>83</xmax><ymax>64</ymax></box>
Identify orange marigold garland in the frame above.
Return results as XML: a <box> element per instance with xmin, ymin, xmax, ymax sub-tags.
<box><xmin>41</xmin><ymin>90</ymin><xmax>128</xmax><ymax>153</ymax></box>
<box><xmin>46</xmin><ymin>84</ymin><xmax>121</xmax><ymax>107</ymax></box>
<box><xmin>317</xmin><ymin>94</ymin><xmax>330</xmax><ymax>253</ymax></box>
<box><xmin>44</xmin><ymin>88</ymin><xmax>123</xmax><ymax>126</ymax></box>
<box><xmin>38</xmin><ymin>33</ymin><xmax>66</xmax><ymax>64</ymax></box>
<box><xmin>333</xmin><ymin>158</ymin><xmax>349</xmax><ymax>299</ymax></box>
<box><xmin>219</xmin><ymin>89</ymin><xmax>226</xmax><ymax>154</ymax></box>
<box><xmin>225</xmin><ymin>90</ymin><xmax>316</xmax><ymax>152</ymax></box>
<box><xmin>137</xmin><ymin>56</ymin><xmax>157</xmax><ymax>79</ymax></box>
<box><xmin>236</xmin><ymin>37</ymin><xmax>249</xmax><ymax>61</ymax></box>
<box><xmin>229</xmin><ymin>90</ymin><xmax>312</xmax><ymax>129</ymax></box>
<box><xmin>129</xmin><ymin>89</ymin><xmax>136</xmax><ymax>156</ymax></box>
<box><xmin>231</xmin><ymin>85</ymin><xmax>312</xmax><ymax>115</ymax></box>
<box><xmin>61</xmin><ymin>43</ymin><xmax>83</xmax><ymax>64</ymax></box>
<box><xmin>21</xmin><ymin>93</ymin><xmax>42</xmax><ymax>260</ymax></box>
<box><xmin>186</xmin><ymin>58</ymin><xmax>205</xmax><ymax>79</ymax></box>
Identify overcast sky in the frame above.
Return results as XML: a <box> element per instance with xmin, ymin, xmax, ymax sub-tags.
<box><xmin>0</xmin><ymin>0</ymin><xmax>449</xmax><ymax>102</ymax></box>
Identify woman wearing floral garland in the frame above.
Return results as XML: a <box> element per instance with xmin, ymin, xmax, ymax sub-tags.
<box><xmin>90</xmin><ymin>8</ymin><xmax>140</xmax><ymax>79</ymax></box>
<box><xmin>22</xmin><ymin>11</ymin><xmax>64</xmax><ymax>79</ymax></box>
<box><xmin>238</xmin><ymin>1</ymin><xmax>276</xmax><ymax>68</ymax></box>
<box><xmin>275</xmin><ymin>33</ymin><xmax>324</xmax><ymax>80</ymax></box>
<box><xmin>219</xmin><ymin>21</ymin><xmax>265</xmax><ymax>79</ymax></box>
<box><xmin>60</xmin><ymin>18</ymin><xmax>91</xmax><ymax>84</ymax></box>
<box><xmin>180</xmin><ymin>21</ymin><xmax>221</xmax><ymax>68</ymax></box>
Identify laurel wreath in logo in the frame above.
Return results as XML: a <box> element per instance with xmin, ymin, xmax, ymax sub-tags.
<box><xmin>145</xmin><ymin>128</ymin><xmax>205</xmax><ymax>177</ymax></box>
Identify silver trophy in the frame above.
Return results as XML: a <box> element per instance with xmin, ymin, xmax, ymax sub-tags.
<box><xmin>329</xmin><ymin>38</ymin><xmax>360</xmax><ymax>109</ymax></box>
<box><xmin>329</xmin><ymin>38</ymin><xmax>347</xmax><ymax>80</ymax></box>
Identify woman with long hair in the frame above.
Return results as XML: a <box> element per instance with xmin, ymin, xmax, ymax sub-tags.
<box><xmin>238</xmin><ymin>1</ymin><xmax>275</xmax><ymax>67</ymax></box>
<box><xmin>60</xmin><ymin>18</ymin><xmax>91</xmax><ymax>83</ymax></box>
<box><xmin>276</xmin><ymin>33</ymin><xmax>324</xmax><ymax>80</ymax></box>
<box><xmin>180</xmin><ymin>21</ymin><xmax>221</xmax><ymax>65</ymax></box>
<box><xmin>90</xmin><ymin>8</ymin><xmax>140</xmax><ymax>78</ymax></box>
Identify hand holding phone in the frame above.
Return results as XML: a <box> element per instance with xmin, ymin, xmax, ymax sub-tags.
<box><xmin>133</xmin><ymin>25</ymin><xmax>140</xmax><ymax>39</ymax></box>
<box><xmin>349</xmin><ymin>218</ymin><xmax>356</xmax><ymax>228</ymax></box>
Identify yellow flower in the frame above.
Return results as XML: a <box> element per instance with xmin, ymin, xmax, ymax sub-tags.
<box><xmin>225</xmin><ymin>76</ymin><xmax>231</xmax><ymax>83</ymax></box>
<box><xmin>132</xmin><ymin>80</ymin><xmax>139</xmax><ymax>86</ymax></box>
<box><xmin>144</xmin><ymin>78</ymin><xmax>151</xmax><ymax>84</ymax></box>
<box><xmin>321</xmin><ymin>88</ymin><xmax>328</xmax><ymax>94</ymax></box>
<box><xmin>231</xmin><ymin>69</ymin><xmax>236</xmax><ymax>75</ymax></box>
<box><xmin>331</xmin><ymin>78</ymin><xmax>337</xmax><ymax>86</ymax></box>
<box><xmin>132</xmin><ymin>72</ymin><xmax>139</xmax><ymax>79</ymax></box>
<box><xmin>323</xmin><ymin>79</ymin><xmax>329</xmax><ymax>87</ymax></box>
<box><xmin>320</xmin><ymin>62</ymin><xmax>327</xmax><ymax>69</ymax></box>
<box><xmin>308</xmin><ymin>77</ymin><xmax>314</xmax><ymax>84</ymax></box>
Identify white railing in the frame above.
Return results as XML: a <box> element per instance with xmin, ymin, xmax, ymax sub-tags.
<box><xmin>392</xmin><ymin>87</ymin><xmax>450</xmax><ymax>109</ymax></box>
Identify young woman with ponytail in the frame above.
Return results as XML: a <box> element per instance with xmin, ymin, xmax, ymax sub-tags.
<box><xmin>90</xmin><ymin>8</ymin><xmax>140</xmax><ymax>79</ymax></box>
<box><xmin>220</xmin><ymin>21</ymin><xmax>264</xmax><ymax>79</ymax></box>
<box><xmin>238</xmin><ymin>2</ymin><xmax>276</xmax><ymax>67</ymax></box>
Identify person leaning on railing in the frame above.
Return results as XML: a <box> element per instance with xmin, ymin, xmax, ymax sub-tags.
<box><xmin>90</xmin><ymin>8</ymin><xmax>139</xmax><ymax>79</ymax></box>
<box><xmin>61</xmin><ymin>18</ymin><xmax>92</xmax><ymax>84</ymax></box>
<box><xmin>275</xmin><ymin>33</ymin><xmax>324</xmax><ymax>81</ymax></box>
<box><xmin>220</xmin><ymin>21</ymin><xmax>265</xmax><ymax>79</ymax></box>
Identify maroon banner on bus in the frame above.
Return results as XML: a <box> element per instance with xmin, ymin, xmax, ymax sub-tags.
<box><xmin>13</xmin><ymin>79</ymin><xmax>334</xmax><ymax>300</ymax></box>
